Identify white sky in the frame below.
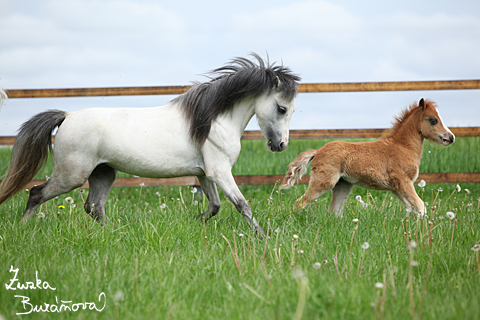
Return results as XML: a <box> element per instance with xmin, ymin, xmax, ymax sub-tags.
<box><xmin>1</xmin><ymin>0</ymin><xmax>479</xmax><ymax>135</ymax></box>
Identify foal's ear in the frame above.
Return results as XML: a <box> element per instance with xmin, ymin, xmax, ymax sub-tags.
<box><xmin>275</xmin><ymin>76</ymin><xmax>282</xmax><ymax>91</ymax></box>
<box><xmin>419</xmin><ymin>98</ymin><xmax>426</xmax><ymax>110</ymax></box>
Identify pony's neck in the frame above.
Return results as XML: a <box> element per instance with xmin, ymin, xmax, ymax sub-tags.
<box><xmin>227</xmin><ymin>98</ymin><xmax>257</xmax><ymax>137</ymax></box>
<box><xmin>389</xmin><ymin>112</ymin><xmax>424</xmax><ymax>158</ymax></box>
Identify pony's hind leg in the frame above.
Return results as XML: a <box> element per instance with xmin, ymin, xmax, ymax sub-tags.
<box><xmin>21</xmin><ymin>170</ymin><xmax>89</xmax><ymax>222</ymax></box>
<box><xmin>84</xmin><ymin>164</ymin><xmax>117</xmax><ymax>224</ymax></box>
<box><xmin>196</xmin><ymin>175</ymin><xmax>221</xmax><ymax>222</ymax></box>
<box><xmin>329</xmin><ymin>178</ymin><xmax>353</xmax><ymax>217</ymax></box>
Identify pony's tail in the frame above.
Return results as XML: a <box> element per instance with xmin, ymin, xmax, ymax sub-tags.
<box><xmin>0</xmin><ymin>110</ymin><xmax>67</xmax><ymax>205</ymax></box>
<box><xmin>280</xmin><ymin>149</ymin><xmax>317</xmax><ymax>189</ymax></box>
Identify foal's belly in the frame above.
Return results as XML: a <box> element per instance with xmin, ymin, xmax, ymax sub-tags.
<box><xmin>342</xmin><ymin>174</ymin><xmax>392</xmax><ymax>191</ymax></box>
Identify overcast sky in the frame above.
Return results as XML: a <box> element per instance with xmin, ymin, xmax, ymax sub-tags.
<box><xmin>1</xmin><ymin>0</ymin><xmax>479</xmax><ymax>136</ymax></box>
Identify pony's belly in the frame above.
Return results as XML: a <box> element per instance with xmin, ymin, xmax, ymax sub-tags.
<box><xmin>342</xmin><ymin>175</ymin><xmax>392</xmax><ymax>191</ymax></box>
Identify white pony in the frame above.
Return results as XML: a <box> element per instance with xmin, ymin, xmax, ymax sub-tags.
<box><xmin>0</xmin><ymin>54</ymin><xmax>301</xmax><ymax>234</ymax></box>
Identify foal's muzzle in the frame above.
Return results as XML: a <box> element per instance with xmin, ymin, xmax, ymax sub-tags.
<box><xmin>440</xmin><ymin>132</ymin><xmax>455</xmax><ymax>146</ymax></box>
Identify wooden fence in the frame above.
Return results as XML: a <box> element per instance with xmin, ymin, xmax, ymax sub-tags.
<box><xmin>3</xmin><ymin>79</ymin><xmax>480</xmax><ymax>188</ymax></box>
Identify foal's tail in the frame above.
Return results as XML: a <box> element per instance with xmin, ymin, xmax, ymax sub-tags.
<box><xmin>0</xmin><ymin>110</ymin><xmax>67</xmax><ymax>205</ymax></box>
<box><xmin>280</xmin><ymin>149</ymin><xmax>317</xmax><ymax>189</ymax></box>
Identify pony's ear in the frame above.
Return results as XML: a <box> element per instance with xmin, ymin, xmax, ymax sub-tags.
<box><xmin>419</xmin><ymin>98</ymin><xmax>425</xmax><ymax>110</ymax></box>
<box><xmin>275</xmin><ymin>76</ymin><xmax>282</xmax><ymax>91</ymax></box>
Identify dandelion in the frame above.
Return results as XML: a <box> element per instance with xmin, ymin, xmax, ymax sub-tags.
<box><xmin>313</xmin><ymin>262</ymin><xmax>321</xmax><ymax>270</ymax></box>
<box><xmin>407</xmin><ymin>241</ymin><xmax>418</xmax><ymax>250</ymax></box>
<box><xmin>298</xmin><ymin>250</ymin><xmax>304</xmax><ymax>254</ymax></box>
<box><xmin>418</xmin><ymin>180</ymin><xmax>426</xmax><ymax>188</ymax></box>
<box><xmin>275</xmin><ymin>228</ymin><xmax>281</xmax><ymax>233</ymax></box>
<box><xmin>446</xmin><ymin>211</ymin><xmax>455</xmax><ymax>220</ymax></box>
<box><xmin>156</xmin><ymin>191</ymin><xmax>161</xmax><ymax>197</ymax></box>
<box><xmin>360</xmin><ymin>200</ymin><xmax>368</xmax><ymax>208</ymax></box>
<box><xmin>465</xmin><ymin>189</ymin><xmax>471</xmax><ymax>194</ymax></box>
<box><xmin>437</xmin><ymin>187</ymin><xmax>443</xmax><ymax>192</ymax></box>
<box><xmin>375</xmin><ymin>282</ymin><xmax>384</xmax><ymax>290</ymax></box>
<box><xmin>58</xmin><ymin>205</ymin><xmax>65</xmax><ymax>209</ymax></box>
<box><xmin>139</xmin><ymin>182</ymin><xmax>145</xmax><ymax>187</ymax></box>
<box><xmin>191</xmin><ymin>187</ymin><xmax>197</xmax><ymax>194</ymax></box>
<box><xmin>361</xmin><ymin>242</ymin><xmax>370</xmax><ymax>250</ymax></box>
<box><xmin>292</xmin><ymin>234</ymin><xmax>299</xmax><ymax>241</ymax></box>
<box><xmin>79</xmin><ymin>189</ymin><xmax>85</xmax><ymax>194</ymax></box>
<box><xmin>456</xmin><ymin>184</ymin><xmax>461</xmax><ymax>192</ymax></box>
<box><xmin>160</xmin><ymin>203</ymin><xmax>166</xmax><ymax>209</ymax></box>
<box><xmin>113</xmin><ymin>290</ymin><xmax>124</xmax><ymax>302</ymax></box>
<box><xmin>193</xmin><ymin>200</ymin><xmax>198</xmax><ymax>206</ymax></box>
<box><xmin>352</xmin><ymin>218</ymin><xmax>359</xmax><ymax>224</ymax></box>
<box><xmin>471</xmin><ymin>244</ymin><xmax>480</xmax><ymax>251</ymax></box>
<box><xmin>238</xmin><ymin>233</ymin><xmax>244</xmax><ymax>238</ymax></box>
<box><xmin>355</xmin><ymin>195</ymin><xmax>362</xmax><ymax>201</ymax></box>
<box><xmin>38</xmin><ymin>212</ymin><xmax>45</xmax><ymax>219</ymax></box>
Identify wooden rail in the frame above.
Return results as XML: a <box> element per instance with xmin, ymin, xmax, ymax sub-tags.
<box><xmin>0</xmin><ymin>126</ymin><xmax>479</xmax><ymax>146</ymax></box>
<box><xmin>5</xmin><ymin>79</ymin><xmax>480</xmax><ymax>98</ymax></box>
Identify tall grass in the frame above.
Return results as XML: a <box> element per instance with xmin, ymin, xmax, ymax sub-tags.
<box><xmin>0</xmin><ymin>137</ymin><xmax>479</xmax><ymax>319</ymax></box>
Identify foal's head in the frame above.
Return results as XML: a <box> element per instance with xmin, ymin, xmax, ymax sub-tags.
<box><xmin>417</xmin><ymin>98</ymin><xmax>455</xmax><ymax>146</ymax></box>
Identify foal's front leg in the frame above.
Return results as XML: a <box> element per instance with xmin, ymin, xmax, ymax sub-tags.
<box><xmin>392</xmin><ymin>182</ymin><xmax>426</xmax><ymax>218</ymax></box>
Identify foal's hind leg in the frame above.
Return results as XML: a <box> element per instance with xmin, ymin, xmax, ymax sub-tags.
<box><xmin>21</xmin><ymin>171</ymin><xmax>89</xmax><ymax>222</ymax></box>
<box><xmin>84</xmin><ymin>164</ymin><xmax>117</xmax><ymax>224</ymax></box>
<box><xmin>196</xmin><ymin>175</ymin><xmax>221</xmax><ymax>222</ymax></box>
<box><xmin>294</xmin><ymin>171</ymin><xmax>340</xmax><ymax>211</ymax></box>
<box><xmin>329</xmin><ymin>178</ymin><xmax>353</xmax><ymax>217</ymax></box>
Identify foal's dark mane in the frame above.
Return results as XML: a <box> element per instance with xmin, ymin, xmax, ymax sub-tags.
<box><xmin>383</xmin><ymin>99</ymin><xmax>437</xmax><ymax>138</ymax></box>
<box><xmin>172</xmin><ymin>53</ymin><xmax>301</xmax><ymax>146</ymax></box>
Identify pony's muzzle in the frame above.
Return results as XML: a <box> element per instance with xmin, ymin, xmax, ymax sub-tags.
<box><xmin>267</xmin><ymin>139</ymin><xmax>287</xmax><ymax>152</ymax></box>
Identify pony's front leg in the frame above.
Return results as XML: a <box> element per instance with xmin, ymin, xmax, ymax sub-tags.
<box><xmin>196</xmin><ymin>175</ymin><xmax>221</xmax><ymax>222</ymax></box>
<box><xmin>209</xmin><ymin>172</ymin><xmax>265</xmax><ymax>235</ymax></box>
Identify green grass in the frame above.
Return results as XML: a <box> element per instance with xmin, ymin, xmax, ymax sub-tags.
<box><xmin>1</xmin><ymin>138</ymin><xmax>479</xmax><ymax>319</ymax></box>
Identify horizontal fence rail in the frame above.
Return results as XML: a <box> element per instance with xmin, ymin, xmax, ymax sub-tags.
<box><xmin>0</xmin><ymin>127</ymin><xmax>479</xmax><ymax>146</ymax></box>
<box><xmin>2</xmin><ymin>79</ymin><xmax>479</xmax><ymax>187</ymax></box>
<box><xmin>5</xmin><ymin>79</ymin><xmax>480</xmax><ymax>98</ymax></box>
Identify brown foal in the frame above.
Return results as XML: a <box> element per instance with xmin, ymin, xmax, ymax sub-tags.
<box><xmin>280</xmin><ymin>98</ymin><xmax>455</xmax><ymax>217</ymax></box>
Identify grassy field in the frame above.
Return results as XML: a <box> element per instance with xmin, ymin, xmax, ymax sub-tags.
<box><xmin>0</xmin><ymin>137</ymin><xmax>479</xmax><ymax>319</ymax></box>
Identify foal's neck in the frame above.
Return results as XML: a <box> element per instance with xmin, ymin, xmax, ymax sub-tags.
<box><xmin>389</xmin><ymin>117</ymin><xmax>424</xmax><ymax>160</ymax></box>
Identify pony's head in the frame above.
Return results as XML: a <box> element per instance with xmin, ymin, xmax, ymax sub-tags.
<box><xmin>255</xmin><ymin>76</ymin><xmax>297</xmax><ymax>152</ymax></box>
<box><xmin>174</xmin><ymin>53</ymin><xmax>300</xmax><ymax>150</ymax></box>
<box><xmin>417</xmin><ymin>98</ymin><xmax>455</xmax><ymax>146</ymax></box>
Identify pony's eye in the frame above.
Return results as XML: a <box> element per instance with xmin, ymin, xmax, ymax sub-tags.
<box><xmin>277</xmin><ymin>105</ymin><xmax>287</xmax><ymax>114</ymax></box>
<box><xmin>429</xmin><ymin>118</ymin><xmax>438</xmax><ymax>125</ymax></box>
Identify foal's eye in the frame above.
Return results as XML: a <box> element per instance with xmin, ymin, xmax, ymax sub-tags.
<box><xmin>429</xmin><ymin>118</ymin><xmax>438</xmax><ymax>125</ymax></box>
<box><xmin>277</xmin><ymin>105</ymin><xmax>287</xmax><ymax>114</ymax></box>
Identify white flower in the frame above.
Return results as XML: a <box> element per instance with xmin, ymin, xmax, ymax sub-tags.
<box><xmin>238</xmin><ymin>233</ymin><xmax>244</xmax><ymax>238</ymax></box>
<box><xmin>113</xmin><ymin>290</ymin><xmax>124</xmax><ymax>302</ymax></box>
<box><xmin>313</xmin><ymin>262</ymin><xmax>321</xmax><ymax>270</ymax></box>
<box><xmin>375</xmin><ymin>282</ymin><xmax>384</xmax><ymax>289</ymax></box>
<box><xmin>471</xmin><ymin>244</ymin><xmax>480</xmax><ymax>252</ymax></box>
<box><xmin>38</xmin><ymin>212</ymin><xmax>45</xmax><ymax>219</ymax></box>
<box><xmin>352</xmin><ymin>218</ymin><xmax>359</xmax><ymax>224</ymax></box>
<box><xmin>465</xmin><ymin>189</ymin><xmax>471</xmax><ymax>194</ymax></box>
<box><xmin>437</xmin><ymin>187</ymin><xmax>443</xmax><ymax>192</ymax></box>
<box><xmin>456</xmin><ymin>185</ymin><xmax>461</xmax><ymax>192</ymax></box>
<box><xmin>156</xmin><ymin>191</ymin><xmax>161</xmax><ymax>197</ymax></box>
<box><xmin>361</xmin><ymin>242</ymin><xmax>370</xmax><ymax>250</ymax></box>
<box><xmin>355</xmin><ymin>195</ymin><xmax>362</xmax><ymax>201</ymax></box>
<box><xmin>275</xmin><ymin>228</ymin><xmax>281</xmax><ymax>233</ymax></box>
<box><xmin>418</xmin><ymin>180</ymin><xmax>426</xmax><ymax>188</ymax></box>
<box><xmin>360</xmin><ymin>200</ymin><xmax>368</xmax><ymax>208</ymax></box>
<box><xmin>160</xmin><ymin>203</ymin><xmax>167</xmax><ymax>209</ymax></box>
<box><xmin>193</xmin><ymin>200</ymin><xmax>198</xmax><ymax>206</ymax></box>
<box><xmin>191</xmin><ymin>187</ymin><xmax>197</xmax><ymax>194</ymax></box>
<box><xmin>408</xmin><ymin>241</ymin><xmax>418</xmax><ymax>250</ymax></box>
<box><xmin>292</xmin><ymin>234</ymin><xmax>299</xmax><ymax>241</ymax></box>
<box><xmin>139</xmin><ymin>182</ymin><xmax>145</xmax><ymax>187</ymax></box>
<box><xmin>65</xmin><ymin>197</ymin><xmax>74</xmax><ymax>204</ymax></box>
<box><xmin>446</xmin><ymin>211</ymin><xmax>455</xmax><ymax>220</ymax></box>
<box><xmin>298</xmin><ymin>250</ymin><xmax>304</xmax><ymax>254</ymax></box>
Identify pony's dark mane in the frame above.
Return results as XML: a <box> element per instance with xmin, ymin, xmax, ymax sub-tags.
<box><xmin>383</xmin><ymin>99</ymin><xmax>437</xmax><ymax>138</ymax></box>
<box><xmin>172</xmin><ymin>53</ymin><xmax>301</xmax><ymax>146</ymax></box>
